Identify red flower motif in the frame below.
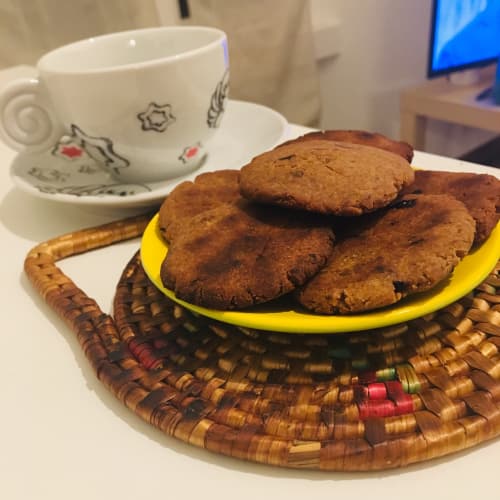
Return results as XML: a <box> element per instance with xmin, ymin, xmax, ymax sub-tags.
<box><xmin>186</xmin><ymin>146</ymin><xmax>198</xmax><ymax>158</ymax></box>
<box><xmin>60</xmin><ymin>145</ymin><xmax>83</xmax><ymax>158</ymax></box>
<box><xmin>178</xmin><ymin>142</ymin><xmax>202</xmax><ymax>164</ymax></box>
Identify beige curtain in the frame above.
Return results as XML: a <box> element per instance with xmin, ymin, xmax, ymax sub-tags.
<box><xmin>182</xmin><ymin>0</ymin><xmax>320</xmax><ymax>126</ymax></box>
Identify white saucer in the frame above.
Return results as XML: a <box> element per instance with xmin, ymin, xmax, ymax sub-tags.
<box><xmin>10</xmin><ymin>100</ymin><xmax>289</xmax><ymax>210</ymax></box>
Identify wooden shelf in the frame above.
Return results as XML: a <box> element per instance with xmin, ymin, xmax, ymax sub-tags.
<box><xmin>400</xmin><ymin>67</ymin><xmax>500</xmax><ymax>150</ymax></box>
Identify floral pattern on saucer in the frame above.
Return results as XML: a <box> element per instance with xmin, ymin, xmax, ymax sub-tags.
<box><xmin>36</xmin><ymin>183</ymin><xmax>151</xmax><ymax>197</ymax></box>
<box><xmin>13</xmin><ymin>137</ymin><xmax>151</xmax><ymax>199</ymax></box>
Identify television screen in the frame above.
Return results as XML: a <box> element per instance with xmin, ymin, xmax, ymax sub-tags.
<box><xmin>428</xmin><ymin>0</ymin><xmax>500</xmax><ymax>78</ymax></box>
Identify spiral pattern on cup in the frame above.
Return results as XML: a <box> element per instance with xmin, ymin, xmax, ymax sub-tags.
<box><xmin>1</xmin><ymin>90</ymin><xmax>56</xmax><ymax>147</ymax></box>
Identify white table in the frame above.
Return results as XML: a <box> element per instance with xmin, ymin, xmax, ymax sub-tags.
<box><xmin>1</xmin><ymin>68</ymin><xmax>500</xmax><ymax>500</ymax></box>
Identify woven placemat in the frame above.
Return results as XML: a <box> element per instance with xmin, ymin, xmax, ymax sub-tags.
<box><xmin>24</xmin><ymin>214</ymin><xmax>500</xmax><ymax>471</ymax></box>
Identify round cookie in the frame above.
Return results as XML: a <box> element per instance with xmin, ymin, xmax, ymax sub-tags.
<box><xmin>400</xmin><ymin>169</ymin><xmax>500</xmax><ymax>244</ymax></box>
<box><xmin>279</xmin><ymin>129</ymin><xmax>414</xmax><ymax>162</ymax></box>
<box><xmin>158</xmin><ymin>169</ymin><xmax>241</xmax><ymax>243</ymax></box>
<box><xmin>239</xmin><ymin>140</ymin><xmax>415</xmax><ymax>216</ymax></box>
<box><xmin>161</xmin><ymin>200</ymin><xmax>335</xmax><ymax>310</ymax></box>
<box><xmin>296</xmin><ymin>194</ymin><xmax>476</xmax><ymax>314</ymax></box>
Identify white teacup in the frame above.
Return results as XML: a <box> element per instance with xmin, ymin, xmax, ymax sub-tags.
<box><xmin>0</xmin><ymin>26</ymin><xmax>229</xmax><ymax>183</ymax></box>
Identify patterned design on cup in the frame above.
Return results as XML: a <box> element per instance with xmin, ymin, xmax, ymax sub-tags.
<box><xmin>137</xmin><ymin>103</ymin><xmax>176</xmax><ymax>132</ymax></box>
<box><xmin>52</xmin><ymin>124</ymin><xmax>129</xmax><ymax>176</ymax></box>
<box><xmin>178</xmin><ymin>142</ymin><xmax>203</xmax><ymax>164</ymax></box>
<box><xmin>52</xmin><ymin>140</ymin><xmax>85</xmax><ymax>161</ymax></box>
<box><xmin>207</xmin><ymin>69</ymin><xmax>229</xmax><ymax>128</ymax></box>
<box><xmin>52</xmin><ymin>140</ymin><xmax>101</xmax><ymax>174</ymax></box>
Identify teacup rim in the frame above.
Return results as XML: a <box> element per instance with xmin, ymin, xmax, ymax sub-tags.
<box><xmin>37</xmin><ymin>25</ymin><xmax>227</xmax><ymax>75</ymax></box>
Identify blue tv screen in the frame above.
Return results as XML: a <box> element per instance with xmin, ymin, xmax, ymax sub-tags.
<box><xmin>428</xmin><ymin>0</ymin><xmax>500</xmax><ymax>77</ymax></box>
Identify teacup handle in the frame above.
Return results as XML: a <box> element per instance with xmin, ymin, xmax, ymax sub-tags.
<box><xmin>0</xmin><ymin>77</ymin><xmax>65</xmax><ymax>152</ymax></box>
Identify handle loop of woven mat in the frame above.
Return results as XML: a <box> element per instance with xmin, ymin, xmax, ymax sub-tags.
<box><xmin>24</xmin><ymin>214</ymin><xmax>151</xmax><ymax>374</ymax></box>
<box><xmin>22</xmin><ymin>213</ymin><xmax>500</xmax><ymax>471</ymax></box>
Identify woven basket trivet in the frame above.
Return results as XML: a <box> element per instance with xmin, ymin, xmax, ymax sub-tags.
<box><xmin>24</xmin><ymin>214</ymin><xmax>500</xmax><ymax>471</ymax></box>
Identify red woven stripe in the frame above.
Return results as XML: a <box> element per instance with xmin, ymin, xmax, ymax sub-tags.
<box><xmin>393</xmin><ymin>394</ymin><xmax>414</xmax><ymax>415</ymax></box>
<box><xmin>368</xmin><ymin>382</ymin><xmax>387</xmax><ymax>400</ymax></box>
<box><xmin>358</xmin><ymin>400</ymin><xmax>396</xmax><ymax>419</ymax></box>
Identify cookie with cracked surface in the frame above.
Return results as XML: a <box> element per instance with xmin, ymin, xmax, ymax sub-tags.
<box><xmin>160</xmin><ymin>200</ymin><xmax>335</xmax><ymax>310</ymax></box>
<box><xmin>279</xmin><ymin>129</ymin><xmax>414</xmax><ymax>162</ymax></box>
<box><xmin>296</xmin><ymin>194</ymin><xmax>475</xmax><ymax>314</ymax></box>
<box><xmin>158</xmin><ymin>169</ymin><xmax>241</xmax><ymax>243</ymax></box>
<box><xmin>400</xmin><ymin>169</ymin><xmax>500</xmax><ymax>244</ymax></box>
<box><xmin>239</xmin><ymin>139</ymin><xmax>415</xmax><ymax>216</ymax></box>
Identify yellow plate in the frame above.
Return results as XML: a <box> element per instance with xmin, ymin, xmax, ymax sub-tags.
<box><xmin>140</xmin><ymin>214</ymin><xmax>500</xmax><ymax>334</ymax></box>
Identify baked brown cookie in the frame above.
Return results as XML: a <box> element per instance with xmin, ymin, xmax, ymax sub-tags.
<box><xmin>158</xmin><ymin>169</ymin><xmax>241</xmax><ymax>242</ymax></box>
<box><xmin>296</xmin><ymin>194</ymin><xmax>475</xmax><ymax>314</ymax></box>
<box><xmin>400</xmin><ymin>169</ymin><xmax>500</xmax><ymax>244</ymax></box>
<box><xmin>161</xmin><ymin>200</ymin><xmax>335</xmax><ymax>310</ymax></box>
<box><xmin>239</xmin><ymin>140</ymin><xmax>415</xmax><ymax>216</ymax></box>
<box><xmin>279</xmin><ymin>129</ymin><xmax>414</xmax><ymax>162</ymax></box>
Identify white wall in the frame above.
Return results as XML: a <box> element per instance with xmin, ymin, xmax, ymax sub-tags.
<box><xmin>310</xmin><ymin>0</ymin><xmax>496</xmax><ymax>157</ymax></box>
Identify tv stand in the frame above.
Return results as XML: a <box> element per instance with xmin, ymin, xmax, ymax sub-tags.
<box><xmin>400</xmin><ymin>67</ymin><xmax>500</xmax><ymax>150</ymax></box>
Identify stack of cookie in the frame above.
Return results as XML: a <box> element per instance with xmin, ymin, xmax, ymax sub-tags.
<box><xmin>157</xmin><ymin>130</ymin><xmax>500</xmax><ymax>315</ymax></box>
